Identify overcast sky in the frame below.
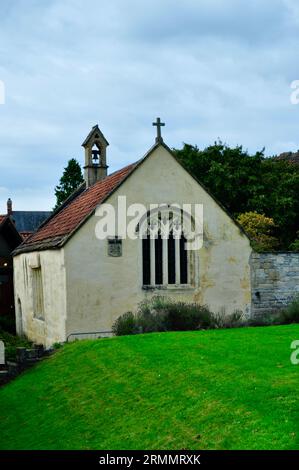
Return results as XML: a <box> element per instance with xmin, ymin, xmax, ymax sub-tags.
<box><xmin>1</xmin><ymin>0</ymin><xmax>299</xmax><ymax>212</ymax></box>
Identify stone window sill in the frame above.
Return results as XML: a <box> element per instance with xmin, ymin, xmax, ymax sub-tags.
<box><xmin>142</xmin><ymin>284</ymin><xmax>194</xmax><ymax>292</ymax></box>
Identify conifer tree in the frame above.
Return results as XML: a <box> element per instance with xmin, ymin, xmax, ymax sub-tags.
<box><xmin>54</xmin><ymin>158</ymin><xmax>83</xmax><ymax>210</ymax></box>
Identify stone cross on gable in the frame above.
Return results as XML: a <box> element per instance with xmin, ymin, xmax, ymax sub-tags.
<box><xmin>152</xmin><ymin>117</ymin><xmax>165</xmax><ymax>143</ymax></box>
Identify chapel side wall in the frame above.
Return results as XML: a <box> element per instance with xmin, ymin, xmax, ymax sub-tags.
<box><xmin>64</xmin><ymin>146</ymin><xmax>252</xmax><ymax>336</ymax></box>
<box><xmin>13</xmin><ymin>249</ymin><xmax>67</xmax><ymax>347</ymax></box>
<box><xmin>251</xmin><ymin>252</ymin><xmax>299</xmax><ymax>315</ymax></box>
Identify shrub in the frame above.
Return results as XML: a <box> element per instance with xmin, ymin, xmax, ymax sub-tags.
<box><xmin>112</xmin><ymin>295</ymin><xmax>299</xmax><ymax>337</ymax></box>
<box><xmin>112</xmin><ymin>312</ymin><xmax>138</xmax><ymax>336</ymax></box>
<box><xmin>139</xmin><ymin>296</ymin><xmax>214</xmax><ymax>332</ymax></box>
<box><xmin>212</xmin><ymin>309</ymin><xmax>246</xmax><ymax>328</ymax></box>
<box><xmin>237</xmin><ymin>211</ymin><xmax>279</xmax><ymax>252</ymax></box>
<box><xmin>279</xmin><ymin>296</ymin><xmax>299</xmax><ymax>324</ymax></box>
<box><xmin>289</xmin><ymin>231</ymin><xmax>299</xmax><ymax>252</ymax></box>
<box><xmin>247</xmin><ymin>311</ymin><xmax>282</xmax><ymax>327</ymax></box>
<box><xmin>163</xmin><ymin>301</ymin><xmax>212</xmax><ymax>331</ymax></box>
<box><xmin>135</xmin><ymin>297</ymin><xmax>168</xmax><ymax>333</ymax></box>
<box><xmin>289</xmin><ymin>239</ymin><xmax>299</xmax><ymax>252</ymax></box>
<box><xmin>113</xmin><ymin>297</ymin><xmax>214</xmax><ymax>336</ymax></box>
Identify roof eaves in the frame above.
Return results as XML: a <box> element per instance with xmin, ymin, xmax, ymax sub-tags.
<box><xmin>13</xmin><ymin>236</ymin><xmax>67</xmax><ymax>256</ymax></box>
<box><xmin>22</xmin><ymin>182</ymin><xmax>86</xmax><ymax>247</ymax></box>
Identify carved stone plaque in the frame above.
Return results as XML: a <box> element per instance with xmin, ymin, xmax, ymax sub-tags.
<box><xmin>108</xmin><ymin>238</ymin><xmax>122</xmax><ymax>257</ymax></box>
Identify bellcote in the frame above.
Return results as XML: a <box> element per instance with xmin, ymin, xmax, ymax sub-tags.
<box><xmin>82</xmin><ymin>125</ymin><xmax>109</xmax><ymax>187</ymax></box>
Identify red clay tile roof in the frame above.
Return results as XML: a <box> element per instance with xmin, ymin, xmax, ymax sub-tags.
<box><xmin>21</xmin><ymin>162</ymin><xmax>137</xmax><ymax>250</ymax></box>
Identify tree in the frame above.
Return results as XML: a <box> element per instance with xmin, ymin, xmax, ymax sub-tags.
<box><xmin>254</xmin><ymin>158</ymin><xmax>299</xmax><ymax>249</ymax></box>
<box><xmin>174</xmin><ymin>141</ymin><xmax>265</xmax><ymax>215</ymax></box>
<box><xmin>54</xmin><ymin>158</ymin><xmax>83</xmax><ymax>210</ymax></box>
<box><xmin>174</xmin><ymin>142</ymin><xmax>299</xmax><ymax>250</ymax></box>
<box><xmin>237</xmin><ymin>212</ymin><xmax>279</xmax><ymax>252</ymax></box>
<box><xmin>289</xmin><ymin>232</ymin><xmax>299</xmax><ymax>252</ymax></box>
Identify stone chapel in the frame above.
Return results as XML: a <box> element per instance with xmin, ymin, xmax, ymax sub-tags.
<box><xmin>13</xmin><ymin>121</ymin><xmax>299</xmax><ymax>347</ymax></box>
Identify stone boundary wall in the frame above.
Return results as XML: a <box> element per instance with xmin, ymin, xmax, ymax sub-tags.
<box><xmin>251</xmin><ymin>252</ymin><xmax>299</xmax><ymax>316</ymax></box>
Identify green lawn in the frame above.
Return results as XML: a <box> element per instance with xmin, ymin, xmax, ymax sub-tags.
<box><xmin>1</xmin><ymin>325</ymin><xmax>299</xmax><ymax>450</ymax></box>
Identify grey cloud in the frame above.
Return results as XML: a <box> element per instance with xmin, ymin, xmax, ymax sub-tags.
<box><xmin>0</xmin><ymin>0</ymin><xmax>299</xmax><ymax>212</ymax></box>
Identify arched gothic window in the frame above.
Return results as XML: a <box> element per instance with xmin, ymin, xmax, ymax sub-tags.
<box><xmin>139</xmin><ymin>208</ymin><xmax>193</xmax><ymax>287</ymax></box>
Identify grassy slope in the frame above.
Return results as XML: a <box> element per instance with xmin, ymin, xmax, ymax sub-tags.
<box><xmin>0</xmin><ymin>325</ymin><xmax>299</xmax><ymax>450</ymax></box>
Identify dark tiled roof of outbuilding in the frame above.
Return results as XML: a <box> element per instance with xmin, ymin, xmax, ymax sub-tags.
<box><xmin>11</xmin><ymin>211</ymin><xmax>52</xmax><ymax>232</ymax></box>
<box><xmin>16</xmin><ymin>162</ymin><xmax>137</xmax><ymax>253</ymax></box>
<box><xmin>0</xmin><ymin>215</ymin><xmax>23</xmax><ymax>246</ymax></box>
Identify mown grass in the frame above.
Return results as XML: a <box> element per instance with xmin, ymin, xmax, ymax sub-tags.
<box><xmin>0</xmin><ymin>325</ymin><xmax>299</xmax><ymax>450</ymax></box>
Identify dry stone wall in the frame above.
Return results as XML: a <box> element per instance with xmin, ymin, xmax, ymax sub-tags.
<box><xmin>251</xmin><ymin>252</ymin><xmax>299</xmax><ymax>315</ymax></box>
